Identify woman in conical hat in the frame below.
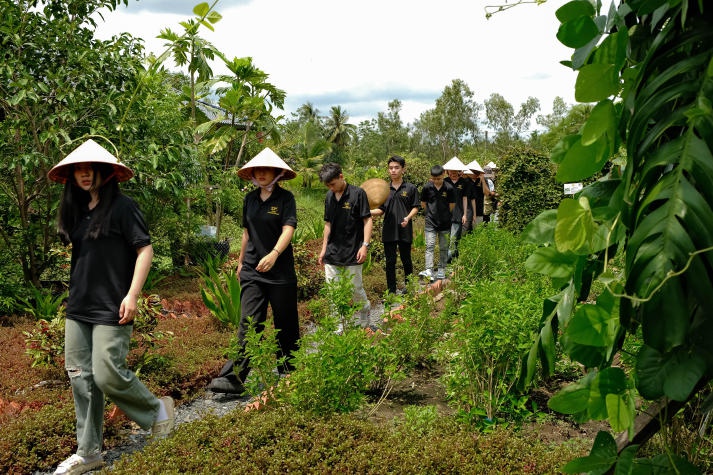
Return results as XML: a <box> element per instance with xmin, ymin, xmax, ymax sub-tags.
<box><xmin>207</xmin><ymin>147</ymin><xmax>301</xmax><ymax>394</ymax></box>
<box><xmin>48</xmin><ymin>139</ymin><xmax>174</xmax><ymax>475</ymax></box>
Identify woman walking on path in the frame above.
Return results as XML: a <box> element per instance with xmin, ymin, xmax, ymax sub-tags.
<box><xmin>48</xmin><ymin>139</ymin><xmax>174</xmax><ymax>475</ymax></box>
<box><xmin>207</xmin><ymin>147</ymin><xmax>300</xmax><ymax>394</ymax></box>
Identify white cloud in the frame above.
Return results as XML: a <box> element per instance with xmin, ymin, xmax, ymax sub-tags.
<box><xmin>95</xmin><ymin>0</ymin><xmax>577</xmax><ymax>127</ymax></box>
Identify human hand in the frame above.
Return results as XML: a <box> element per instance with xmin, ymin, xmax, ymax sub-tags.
<box><xmin>356</xmin><ymin>246</ymin><xmax>367</xmax><ymax>264</ymax></box>
<box><xmin>400</xmin><ymin>216</ymin><xmax>409</xmax><ymax>228</ymax></box>
<box><xmin>256</xmin><ymin>251</ymin><xmax>278</xmax><ymax>272</ymax></box>
<box><xmin>119</xmin><ymin>294</ymin><xmax>138</xmax><ymax>325</ymax></box>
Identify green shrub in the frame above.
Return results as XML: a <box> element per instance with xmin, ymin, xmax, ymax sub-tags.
<box><xmin>15</xmin><ymin>286</ymin><xmax>68</xmax><ymax>321</ymax></box>
<box><xmin>381</xmin><ymin>285</ymin><xmax>452</xmax><ymax>368</ymax></box>
<box><xmin>200</xmin><ymin>265</ymin><xmax>241</xmax><ymax>328</ymax></box>
<box><xmin>436</xmin><ymin>277</ymin><xmax>547</xmax><ymax>427</ymax></box>
<box><xmin>496</xmin><ymin>145</ymin><xmax>563</xmax><ymax>233</ymax></box>
<box><xmin>292</xmin><ymin>239</ymin><xmax>324</xmax><ymax>301</ymax></box>
<box><xmin>0</xmin><ymin>402</ymin><xmax>76</xmax><ymax>474</ymax></box>
<box><xmin>453</xmin><ymin>224</ymin><xmax>536</xmax><ymax>284</ymax></box>
<box><xmin>284</xmin><ymin>327</ymin><xmax>384</xmax><ymax>414</ymax></box>
<box><xmin>108</xmin><ymin>406</ymin><xmax>590</xmax><ymax>474</ymax></box>
<box><xmin>240</xmin><ymin>316</ymin><xmax>285</xmax><ymax>399</ymax></box>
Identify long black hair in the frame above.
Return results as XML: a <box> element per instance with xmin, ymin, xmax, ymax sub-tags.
<box><xmin>57</xmin><ymin>162</ymin><xmax>121</xmax><ymax>243</ymax></box>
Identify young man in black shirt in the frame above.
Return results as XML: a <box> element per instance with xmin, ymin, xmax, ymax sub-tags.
<box><xmin>319</xmin><ymin>162</ymin><xmax>375</xmax><ymax>329</ymax></box>
<box><xmin>443</xmin><ymin>157</ymin><xmax>470</xmax><ymax>263</ymax></box>
<box><xmin>419</xmin><ymin>165</ymin><xmax>455</xmax><ymax>281</ymax></box>
<box><xmin>370</xmin><ymin>155</ymin><xmax>420</xmax><ymax>294</ymax></box>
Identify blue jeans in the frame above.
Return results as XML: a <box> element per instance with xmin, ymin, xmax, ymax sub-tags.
<box><xmin>65</xmin><ymin>319</ymin><xmax>160</xmax><ymax>456</ymax></box>
<box><xmin>424</xmin><ymin>228</ymin><xmax>449</xmax><ymax>272</ymax></box>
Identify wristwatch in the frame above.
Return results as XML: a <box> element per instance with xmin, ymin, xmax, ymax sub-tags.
<box><xmin>362</xmin><ymin>241</ymin><xmax>370</xmax><ymax>248</ymax></box>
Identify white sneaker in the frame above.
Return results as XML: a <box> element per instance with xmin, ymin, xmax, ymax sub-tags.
<box><xmin>54</xmin><ymin>453</ymin><xmax>104</xmax><ymax>475</ymax></box>
<box><xmin>418</xmin><ymin>269</ymin><xmax>433</xmax><ymax>280</ymax></box>
<box><xmin>436</xmin><ymin>269</ymin><xmax>446</xmax><ymax>280</ymax></box>
<box><xmin>151</xmin><ymin>396</ymin><xmax>175</xmax><ymax>438</ymax></box>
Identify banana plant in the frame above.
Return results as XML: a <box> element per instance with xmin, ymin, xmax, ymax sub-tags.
<box><xmin>519</xmin><ymin>0</ymin><xmax>713</xmax><ymax>471</ymax></box>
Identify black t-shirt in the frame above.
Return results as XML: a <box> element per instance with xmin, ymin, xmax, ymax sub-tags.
<box><xmin>445</xmin><ymin>177</ymin><xmax>469</xmax><ymax>223</ymax></box>
<box><xmin>67</xmin><ymin>194</ymin><xmax>151</xmax><ymax>326</ymax></box>
<box><xmin>471</xmin><ymin>177</ymin><xmax>485</xmax><ymax>216</ymax></box>
<box><xmin>240</xmin><ymin>185</ymin><xmax>297</xmax><ymax>285</ymax></box>
<box><xmin>379</xmin><ymin>181</ymin><xmax>420</xmax><ymax>243</ymax></box>
<box><xmin>323</xmin><ymin>183</ymin><xmax>371</xmax><ymax>266</ymax></box>
<box><xmin>420</xmin><ymin>181</ymin><xmax>455</xmax><ymax>231</ymax></box>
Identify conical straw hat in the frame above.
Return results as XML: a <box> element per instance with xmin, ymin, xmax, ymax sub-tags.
<box><xmin>48</xmin><ymin>139</ymin><xmax>133</xmax><ymax>184</ymax></box>
<box><xmin>485</xmin><ymin>161</ymin><xmax>498</xmax><ymax>170</ymax></box>
<box><xmin>442</xmin><ymin>156</ymin><xmax>470</xmax><ymax>171</ymax></box>
<box><xmin>466</xmin><ymin>159</ymin><xmax>484</xmax><ymax>173</ymax></box>
<box><xmin>361</xmin><ymin>178</ymin><xmax>390</xmax><ymax>209</ymax></box>
<box><xmin>237</xmin><ymin>147</ymin><xmax>296</xmax><ymax>181</ymax></box>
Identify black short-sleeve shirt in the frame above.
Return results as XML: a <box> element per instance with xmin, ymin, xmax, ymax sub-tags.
<box><xmin>240</xmin><ymin>185</ymin><xmax>297</xmax><ymax>285</ymax></box>
<box><xmin>379</xmin><ymin>181</ymin><xmax>420</xmax><ymax>243</ymax></box>
<box><xmin>471</xmin><ymin>177</ymin><xmax>485</xmax><ymax>216</ymax></box>
<box><xmin>67</xmin><ymin>194</ymin><xmax>151</xmax><ymax>326</ymax></box>
<box><xmin>445</xmin><ymin>177</ymin><xmax>470</xmax><ymax>223</ymax></box>
<box><xmin>323</xmin><ymin>183</ymin><xmax>371</xmax><ymax>266</ymax></box>
<box><xmin>420</xmin><ymin>181</ymin><xmax>455</xmax><ymax>231</ymax></box>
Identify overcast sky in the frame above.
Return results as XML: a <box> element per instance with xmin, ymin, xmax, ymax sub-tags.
<box><xmin>94</xmin><ymin>0</ymin><xmax>577</xmax><ymax>129</ymax></box>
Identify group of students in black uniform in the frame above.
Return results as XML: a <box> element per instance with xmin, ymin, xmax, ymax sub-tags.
<box><xmin>48</xmin><ymin>141</ymin><xmax>496</xmax><ymax>475</ymax></box>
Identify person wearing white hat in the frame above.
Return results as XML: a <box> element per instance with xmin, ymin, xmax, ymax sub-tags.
<box><xmin>442</xmin><ymin>157</ymin><xmax>471</xmax><ymax>266</ymax></box>
<box><xmin>48</xmin><ymin>139</ymin><xmax>174</xmax><ymax>475</ymax></box>
<box><xmin>482</xmin><ymin>167</ymin><xmax>497</xmax><ymax>223</ymax></box>
<box><xmin>207</xmin><ymin>147</ymin><xmax>300</xmax><ymax>394</ymax></box>
<box><xmin>318</xmin><ymin>162</ymin><xmax>375</xmax><ymax>330</ymax></box>
<box><xmin>463</xmin><ymin>160</ymin><xmax>485</xmax><ymax>232</ymax></box>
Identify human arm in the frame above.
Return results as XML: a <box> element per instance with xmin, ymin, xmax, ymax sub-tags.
<box><xmin>119</xmin><ymin>244</ymin><xmax>153</xmax><ymax>325</ymax></box>
<box><xmin>461</xmin><ymin>195</ymin><xmax>468</xmax><ymax>225</ymax></box>
<box><xmin>401</xmin><ymin>206</ymin><xmax>419</xmax><ymax>228</ymax></box>
<box><xmin>256</xmin><ymin>225</ymin><xmax>294</xmax><ymax>273</ymax></box>
<box><xmin>356</xmin><ymin>215</ymin><xmax>373</xmax><ymax>264</ymax></box>
<box><xmin>318</xmin><ymin>221</ymin><xmax>331</xmax><ymax>266</ymax></box>
<box><xmin>236</xmin><ymin>229</ymin><xmax>249</xmax><ymax>275</ymax></box>
<box><xmin>371</xmin><ymin>208</ymin><xmax>384</xmax><ymax>217</ymax></box>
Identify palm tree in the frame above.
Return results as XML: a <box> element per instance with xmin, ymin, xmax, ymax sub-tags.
<box><xmin>324</xmin><ymin>106</ymin><xmax>356</xmax><ymax>164</ymax></box>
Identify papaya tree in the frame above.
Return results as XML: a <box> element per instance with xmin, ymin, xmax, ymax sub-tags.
<box><xmin>520</xmin><ymin>0</ymin><xmax>713</xmax><ymax>472</ymax></box>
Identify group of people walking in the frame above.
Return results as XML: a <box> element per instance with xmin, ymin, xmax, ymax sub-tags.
<box><xmin>46</xmin><ymin>139</ymin><xmax>496</xmax><ymax>475</ymax></box>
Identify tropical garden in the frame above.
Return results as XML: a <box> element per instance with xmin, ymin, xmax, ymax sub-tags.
<box><xmin>1</xmin><ymin>0</ymin><xmax>712</xmax><ymax>473</ymax></box>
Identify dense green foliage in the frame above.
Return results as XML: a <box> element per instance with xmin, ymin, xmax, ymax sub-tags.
<box><xmin>497</xmin><ymin>145</ymin><xmax>563</xmax><ymax>233</ymax></box>
<box><xmin>108</xmin><ymin>408</ymin><xmax>589</xmax><ymax>475</ymax></box>
<box><xmin>521</xmin><ymin>0</ymin><xmax>713</xmax><ymax>471</ymax></box>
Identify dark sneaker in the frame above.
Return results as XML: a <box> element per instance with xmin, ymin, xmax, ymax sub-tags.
<box><xmin>54</xmin><ymin>453</ymin><xmax>104</xmax><ymax>475</ymax></box>
<box><xmin>151</xmin><ymin>396</ymin><xmax>175</xmax><ymax>438</ymax></box>
<box><xmin>207</xmin><ymin>376</ymin><xmax>245</xmax><ymax>395</ymax></box>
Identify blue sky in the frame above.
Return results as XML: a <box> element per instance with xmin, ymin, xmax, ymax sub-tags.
<box><xmin>95</xmin><ymin>0</ymin><xmax>577</xmax><ymax>130</ymax></box>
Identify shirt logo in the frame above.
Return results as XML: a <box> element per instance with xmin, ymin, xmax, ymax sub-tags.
<box><xmin>268</xmin><ymin>206</ymin><xmax>280</xmax><ymax>216</ymax></box>
<box><xmin>441</xmin><ymin>192</ymin><xmax>447</xmax><ymax>198</ymax></box>
<box><xmin>401</xmin><ymin>191</ymin><xmax>408</xmax><ymax>197</ymax></box>
<box><xmin>342</xmin><ymin>202</ymin><xmax>351</xmax><ymax>210</ymax></box>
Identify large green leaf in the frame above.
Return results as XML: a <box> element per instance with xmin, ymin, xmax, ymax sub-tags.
<box><xmin>581</xmin><ymin>99</ymin><xmax>616</xmax><ymax>146</ymax></box>
<box><xmin>521</xmin><ymin>209</ymin><xmax>557</xmax><ymax>245</ymax></box>
<box><xmin>556</xmin><ymin>134</ymin><xmax>610</xmax><ymax>182</ymax></box>
<box><xmin>557</xmin><ymin>15</ymin><xmax>600</xmax><ymax>48</ymax></box>
<box><xmin>562</xmin><ymin>430</ymin><xmax>617</xmax><ymax>475</ymax></box>
<box><xmin>575</xmin><ymin>63</ymin><xmax>620</xmax><ymax>102</ymax></box>
<box><xmin>555</xmin><ymin>0</ymin><xmax>596</xmax><ymax>22</ymax></box>
<box><xmin>566</xmin><ymin>304</ymin><xmax>618</xmax><ymax>347</ymax></box>
<box><xmin>555</xmin><ymin>197</ymin><xmax>597</xmax><ymax>254</ymax></box>
<box><xmin>525</xmin><ymin>247</ymin><xmax>577</xmax><ymax>279</ymax></box>
<box><xmin>636</xmin><ymin>344</ymin><xmax>707</xmax><ymax>401</ymax></box>
<box><xmin>548</xmin><ymin>375</ymin><xmax>593</xmax><ymax>414</ymax></box>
